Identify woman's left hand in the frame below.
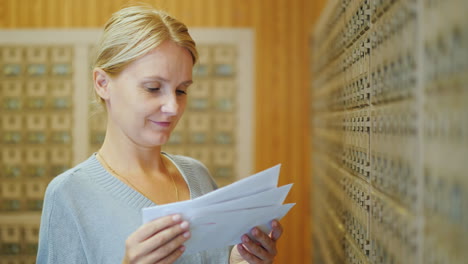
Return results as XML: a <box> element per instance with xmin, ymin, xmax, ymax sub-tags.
<box><xmin>230</xmin><ymin>220</ymin><xmax>283</xmax><ymax>264</ymax></box>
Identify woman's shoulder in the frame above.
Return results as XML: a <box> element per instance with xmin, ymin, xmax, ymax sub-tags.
<box><xmin>45</xmin><ymin>155</ymin><xmax>98</xmax><ymax>197</ymax></box>
<box><xmin>163</xmin><ymin>152</ymin><xmax>209</xmax><ymax>173</ymax></box>
<box><xmin>162</xmin><ymin>152</ymin><xmax>218</xmax><ymax>191</ymax></box>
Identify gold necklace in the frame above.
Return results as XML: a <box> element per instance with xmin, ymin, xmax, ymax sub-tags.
<box><xmin>96</xmin><ymin>152</ymin><xmax>179</xmax><ymax>202</ymax></box>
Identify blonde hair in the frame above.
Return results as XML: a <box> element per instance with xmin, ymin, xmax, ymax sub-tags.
<box><xmin>91</xmin><ymin>5</ymin><xmax>198</xmax><ymax>107</ymax></box>
<box><xmin>93</xmin><ymin>5</ymin><xmax>198</xmax><ymax>75</ymax></box>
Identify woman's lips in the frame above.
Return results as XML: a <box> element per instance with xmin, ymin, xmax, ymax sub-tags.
<box><xmin>151</xmin><ymin>121</ymin><xmax>171</xmax><ymax>127</ymax></box>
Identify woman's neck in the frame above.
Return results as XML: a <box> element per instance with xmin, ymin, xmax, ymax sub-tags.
<box><xmin>98</xmin><ymin>131</ymin><xmax>166</xmax><ymax>180</ymax></box>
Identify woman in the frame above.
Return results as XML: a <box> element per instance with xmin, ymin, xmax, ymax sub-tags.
<box><xmin>37</xmin><ymin>5</ymin><xmax>283</xmax><ymax>264</ymax></box>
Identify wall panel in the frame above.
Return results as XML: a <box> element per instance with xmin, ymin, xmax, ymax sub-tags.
<box><xmin>311</xmin><ymin>0</ymin><xmax>468</xmax><ymax>263</ymax></box>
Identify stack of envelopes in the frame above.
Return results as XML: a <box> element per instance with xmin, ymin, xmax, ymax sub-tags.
<box><xmin>142</xmin><ymin>164</ymin><xmax>295</xmax><ymax>255</ymax></box>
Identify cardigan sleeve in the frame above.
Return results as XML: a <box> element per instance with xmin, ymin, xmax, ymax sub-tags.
<box><xmin>36</xmin><ymin>177</ymin><xmax>88</xmax><ymax>264</ymax></box>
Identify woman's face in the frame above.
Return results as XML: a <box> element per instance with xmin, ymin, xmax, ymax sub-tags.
<box><xmin>104</xmin><ymin>40</ymin><xmax>193</xmax><ymax>148</ymax></box>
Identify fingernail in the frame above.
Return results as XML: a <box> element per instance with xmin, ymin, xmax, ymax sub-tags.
<box><xmin>179</xmin><ymin>245</ymin><xmax>185</xmax><ymax>251</ymax></box>
<box><xmin>252</xmin><ymin>228</ymin><xmax>259</xmax><ymax>236</ymax></box>
<box><xmin>242</xmin><ymin>235</ymin><xmax>250</xmax><ymax>243</ymax></box>
<box><xmin>180</xmin><ymin>221</ymin><xmax>189</xmax><ymax>229</ymax></box>
<box><xmin>272</xmin><ymin>220</ymin><xmax>278</xmax><ymax>227</ymax></box>
<box><xmin>183</xmin><ymin>231</ymin><xmax>190</xmax><ymax>238</ymax></box>
<box><xmin>237</xmin><ymin>244</ymin><xmax>245</xmax><ymax>251</ymax></box>
<box><xmin>172</xmin><ymin>214</ymin><xmax>181</xmax><ymax>221</ymax></box>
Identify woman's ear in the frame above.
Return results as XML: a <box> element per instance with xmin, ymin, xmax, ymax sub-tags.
<box><xmin>93</xmin><ymin>68</ymin><xmax>111</xmax><ymax>100</ymax></box>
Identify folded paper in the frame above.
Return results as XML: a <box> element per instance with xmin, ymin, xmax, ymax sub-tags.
<box><xmin>142</xmin><ymin>164</ymin><xmax>294</xmax><ymax>256</ymax></box>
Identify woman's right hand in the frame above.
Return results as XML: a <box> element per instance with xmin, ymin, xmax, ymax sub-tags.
<box><xmin>123</xmin><ymin>214</ymin><xmax>190</xmax><ymax>264</ymax></box>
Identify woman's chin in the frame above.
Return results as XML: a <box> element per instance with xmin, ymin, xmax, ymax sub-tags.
<box><xmin>145</xmin><ymin>135</ymin><xmax>170</xmax><ymax>147</ymax></box>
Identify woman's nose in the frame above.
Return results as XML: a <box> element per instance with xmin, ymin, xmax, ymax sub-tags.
<box><xmin>161</xmin><ymin>93</ymin><xmax>178</xmax><ymax>115</ymax></box>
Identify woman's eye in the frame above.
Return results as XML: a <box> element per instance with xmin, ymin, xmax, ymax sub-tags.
<box><xmin>146</xmin><ymin>87</ymin><xmax>160</xmax><ymax>92</ymax></box>
<box><xmin>176</xmin><ymin>89</ymin><xmax>187</xmax><ymax>95</ymax></box>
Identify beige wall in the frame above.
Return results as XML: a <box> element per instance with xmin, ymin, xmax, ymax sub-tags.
<box><xmin>0</xmin><ymin>0</ymin><xmax>328</xmax><ymax>262</ymax></box>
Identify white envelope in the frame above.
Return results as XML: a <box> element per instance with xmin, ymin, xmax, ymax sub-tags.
<box><xmin>141</xmin><ymin>164</ymin><xmax>294</xmax><ymax>256</ymax></box>
<box><xmin>142</xmin><ymin>164</ymin><xmax>282</xmax><ymax>223</ymax></box>
<box><xmin>186</xmin><ymin>203</ymin><xmax>295</xmax><ymax>255</ymax></box>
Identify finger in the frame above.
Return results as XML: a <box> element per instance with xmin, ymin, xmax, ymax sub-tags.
<box><xmin>139</xmin><ymin>231</ymin><xmax>190</xmax><ymax>264</ymax></box>
<box><xmin>250</xmin><ymin>228</ymin><xmax>277</xmax><ymax>257</ymax></box>
<box><xmin>156</xmin><ymin>245</ymin><xmax>186</xmax><ymax>264</ymax></box>
<box><xmin>241</xmin><ymin>233</ymin><xmax>274</xmax><ymax>261</ymax></box>
<box><xmin>129</xmin><ymin>214</ymin><xmax>183</xmax><ymax>243</ymax></box>
<box><xmin>125</xmin><ymin>215</ymin><xmax>184</xmax><ymax>262</ymax></box>
<box><xmin>269</xmin><ymin>220</ymin><xmax>283</xmax><ymax>241</ymax></box>
<box><xmin>138</xmin><ymin>220</ymin><xmax>190</xmax><ymax>257</ymax></box>
<box><xmin>236</xmin><ymin>243</ymin><xmax>262</xmax><ymax>264</ymax></box>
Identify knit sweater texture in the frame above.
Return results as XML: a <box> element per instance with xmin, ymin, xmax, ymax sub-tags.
<box><xmin>36</xmin><ymin>153</ymin><xmax>230</xmax><ymax>263</ymax></box>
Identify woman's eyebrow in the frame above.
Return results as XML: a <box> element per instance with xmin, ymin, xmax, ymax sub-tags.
<box><xmin>181</xmin><ymin>80</ymin><xmax>193</xmax><ymax>86</ymax></box>
<box><xmin>141</xmin><ymin>76</ymin><xmax>193</xmax><ymax>86</ymax></box>
<box><xmin>141</xmin><ymin>75</ymin><xmax>168</xmax><ymax>82</ymax></box>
